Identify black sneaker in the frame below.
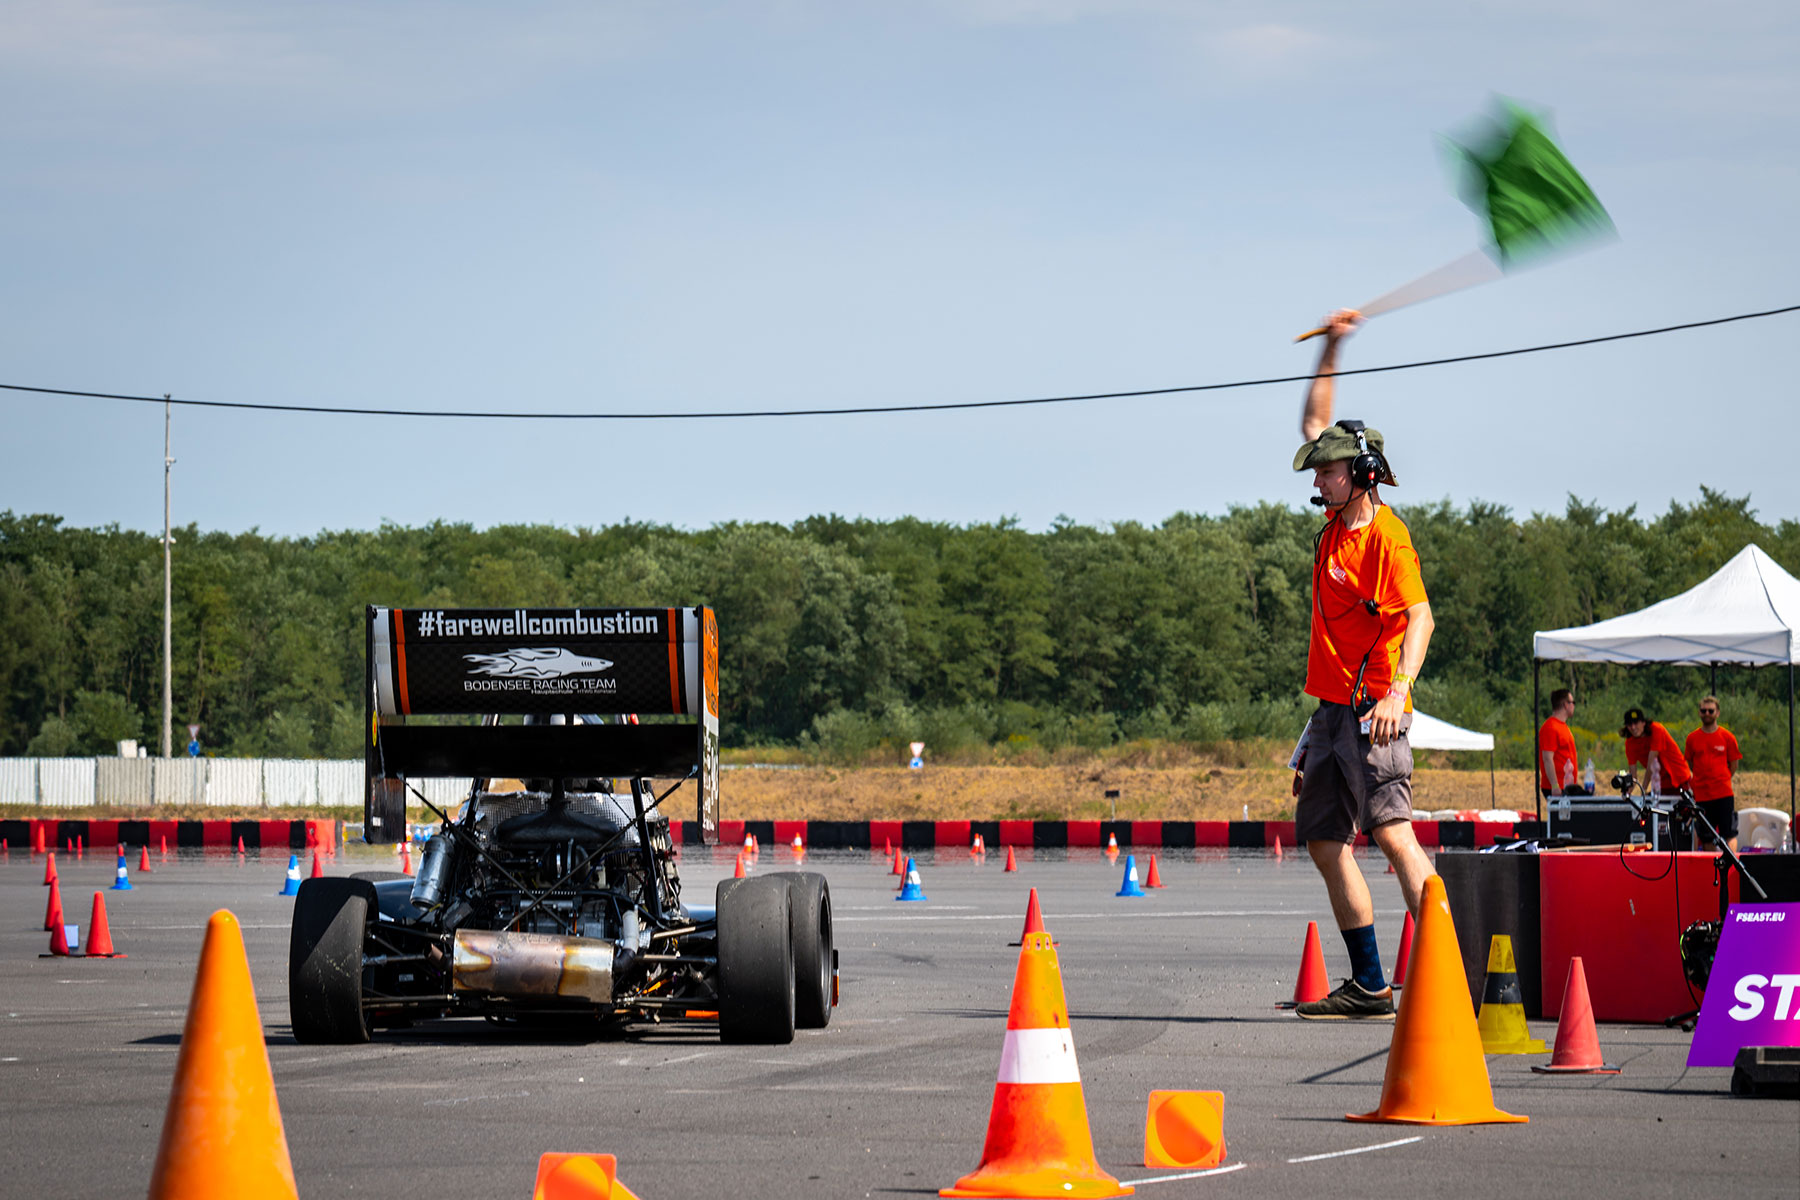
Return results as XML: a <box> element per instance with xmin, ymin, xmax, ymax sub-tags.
<box><xmin>1295</xmin><ymin>978</ymin><xmax>1396</xmax><ymax>1020</ymax></box>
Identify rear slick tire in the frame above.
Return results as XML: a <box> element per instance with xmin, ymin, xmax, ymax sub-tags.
<box><xmin>716</xmin><ymin>875</ymin><xmax>795</xmax><ymax>1045</ymax></box>
<box><xmin>770</xmin><ymin>871</ymin><xmax>833</xmax><ymax>1029</ymax></box>
<box><xmin>289</xmin><ymin>877</ymin><xmax>374</xmax><ymax>1044</ymax></box>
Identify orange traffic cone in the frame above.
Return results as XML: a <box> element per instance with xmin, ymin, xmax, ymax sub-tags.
<box><xmin>400</xmin><ymin>842</ymin><xmax>413</xmax><ymax>875</ymax></box>
<box><xmin>147</xmin><ymin>911</ymin><xmax>299</xmax><ymax>1200</ymax></box>
<box><xmin>1003</xmin><ymin>846</ymin><xmax>1018</xmax><ymax>872</ymax></box>
<box><xmin>1531</xmin><ymin>957</ymin><xmax>1619</xmax><ymax>1075</ymax></box>
<box><xmin>892</xmin><ymin>848</ymin><xmax>905</xmax><ymax>876</ymax></box>
<box><xmin>44</xmin><ymin>851</ymin><xmax>58</xmax><ymax>886</ymax></box>
<box><xmin>1011</xmin><ymin>888</ymin><xmax>1049</xmax><ymax>946</ymax></box>
<box><xmin>236</xmin><ymin>836</ymin><xmax>246</xmax><ymax>855</ymax></box>
<box><xmin>34</xmin><ymin>823</ymin><xmax>46</xmax><ymax>853</ymax></box>
<box><xmin>139</xmin><ymin>846</ymin><xmax>153</xmax><ymax>874</ymax></box>
<box><xmin>1347</xmin><ymin>875</ymin><xmax>1527</xmax><ymax>1126</ymax></box>
<box><xmin>47</xmin><ymin>917</ymin><xmax>74</xmax><ymax>957</ymax></box>
<box><xmin>310</xmin><ymin>850</ymin><xmax>324</xmax><ymax>879</ymax></box>
<box><xmin>86</xmin><ymin>892</ymin><xmax>125</xmax><ymax>958</ymax></box>
<box><xmin>940</xmin><ymin>931</ymin><xmax>1132</xmax><ymax>1198</ymax></box>
<box><xmin>733</xmin><ymin>852</ymin><xmax>747</xmax><ymax>879</ymax></box>
<box><xmin>532</xmin><ymin>1152</ymin><xmax>644</xmax><ymax>1200</ymax></box>
<box><xmin>1391</xmin><ymin>912</ymin><xmax>1415</xmax><ymax>989</ymax></box>
<box><xmin>1142</xmin><ymin>1090</ymin><xmax>1225</xmax><ymax>1169</ymax></box>
<box><xmin>972</xmin><ymin>833</ymin><xmax>985</xmax><ymax>856</ymax></box>
<box><xmin>161</xmin><ymin>835</ymin><xmax>169</xmax><ymax>860</ymax></box>
<box><xmin>44</xmin><ymin>878</ymin><xmax>64</xmax><ymax>932</ymax></box>
<box><xmin>1143</xmin><ymin>855</ymin><xmax>1165</xmax><ymax>888</ymax></box>
<box><xmin>1278</xmin><ymin>920</ymin><xmax>1330</xmax><ymax>1008</ymax></box>
<box><xmin>1273</xmin><ymin>835</ymin><xmax>1284</xmax><ymax>861</ymax></box>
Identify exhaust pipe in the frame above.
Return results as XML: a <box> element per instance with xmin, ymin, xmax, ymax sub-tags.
<box><xmin>451</xmin><ymin>929</ymin><xmax>615</xmax><ymax>1004</ymax></box>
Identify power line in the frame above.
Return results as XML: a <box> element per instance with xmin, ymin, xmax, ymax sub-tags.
<box><xmin>3</xmin><ymin>302</ymin><xmax>1794</xmax><ymax>421</ymax></box>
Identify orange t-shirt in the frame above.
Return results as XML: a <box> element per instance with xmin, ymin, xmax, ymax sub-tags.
<box><xmin>1537</xmin><ymin>716</ymin><xmax>1578</xmax><ymax>792</ymax></box>
<box><xmin>1624</xmin><ymin>721</ymin><xmax>1691</xmax><ymax>792</ymax></box>
<box><xmin>1683</xmin><ymin>726</ymin><xmax>1742</xmax><ymax>803</ymax></box>
<box><xmin>1305</xmin><ymin>506</ymin><xmax>1427</xmax><ymax>710</ymax></box>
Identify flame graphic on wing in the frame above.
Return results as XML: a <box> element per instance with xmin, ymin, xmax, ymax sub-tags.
<box><xmin>463</xmin><ymin>648</ymin><xmax>615</xmax><ymax>679</ymax></box>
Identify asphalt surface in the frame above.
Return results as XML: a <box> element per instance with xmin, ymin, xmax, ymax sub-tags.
<box><xmin>2</xmin><ymin>843</ymin><xmax>1795</xmax><ymax>1199</ymax></box>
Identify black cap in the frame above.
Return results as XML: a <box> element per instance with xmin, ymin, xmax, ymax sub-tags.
<box><xmin>1620</xmin><ymin>707</ymin><xmax>1647</xmax><ymax>737</ymax></box>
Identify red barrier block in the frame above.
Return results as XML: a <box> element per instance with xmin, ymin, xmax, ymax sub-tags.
<box><xmin>1410</xmin><ymin>820</ymin><xmax>1440</xmax><ymax>847</ymax></box>
<box><xmin>1195</xmin><ymin>821</ymin><xmax>1229</xmax><ymax>847</ymax></box>
<box><xmin>1482</xmin><ymin>822</ymin><xmax>1517</xmax><ymax>845</ymax></box>
<box><xmin>773</xmin><ymin>820</ymin><xmax>808</xmax><ymax>848</ymax></box>
<box><xmin>87</xmin><ymin>821</ymin><xmax>120</xmax><ymax>849</ymax></box>
<box><xmin>998</xmin><ymin>820</ymin><xmax>1033</xmax><ymax>847</ymax></box>
<box><xmin>258</xmin><ymin>820</ymin><xmax>292</xmax><ymax>850</ymax></box>
<box><xmin>1266</xmin><ymin>820</ymin><xmax>1296</xmax><ymax>849</ymax></box>
<box><xmin>148</xmin><ymin>819</ymin><xmax>180</xmax><ymax>849</ymax></box>
<box><xmin>201</xmin><ymin>822</ymin><xmax>232</xmax><ymax>847</ymax></box>
<box><xmin>934</xmin><ymin>820</ymin><xmax>970</xmax><ymax>848</ymax></box>
<box><xmin>716</xmin><ymin>819</ymin><xmax>745</xmax><ymax>848</ymax></box>
<box><xmin>869</xmin><ymin>820</ymin><xmax>903</xmax><ymax>852</ymax></box>
<box><xmin>1065</xmin><ymin>820</ymin><xmax>1102</xmax><ymax>847</ymax></box>
<box><xmin>1129</xmin><ymin>821</ymin><xmax>1164</xmax><ymax>847</ymax></box>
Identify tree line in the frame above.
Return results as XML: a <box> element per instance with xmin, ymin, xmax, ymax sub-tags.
<box><xmin>1</xmin><ymin>488</ymin><xmax>1795</xmax><ymax>771</ymax></box>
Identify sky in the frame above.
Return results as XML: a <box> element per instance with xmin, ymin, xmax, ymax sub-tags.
<box><xmin>4</xmin><ymin>1</ymin><xmax>1796</xmax><ymax>538</ymax></box>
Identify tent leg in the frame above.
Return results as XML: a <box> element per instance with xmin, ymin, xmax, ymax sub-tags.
<box><xmin>1489</xmin><ymin>749</ymin><xmax>1496</xmax><ymax>808</ymax></box>
<box><xmin>1532</xmin><ymin>659</ymin><xmax>1542</xmax><ymax>822</ymax></box>
<box><xmin>1789</xmin><ymin>662</ymin><xmax>1795</xmax><ymax>826</ymax></box>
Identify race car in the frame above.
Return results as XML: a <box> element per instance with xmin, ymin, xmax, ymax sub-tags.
<box><xmin>288</xmin><ymin>605</ymin><xmax>834</xmax><ymax>1045</ymax></box>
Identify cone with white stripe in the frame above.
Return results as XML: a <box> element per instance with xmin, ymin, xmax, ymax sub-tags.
<box><xmin>940</xmin><ymin>931</ymin><xmax>1132</xmax><ymax>1198</ymax></box>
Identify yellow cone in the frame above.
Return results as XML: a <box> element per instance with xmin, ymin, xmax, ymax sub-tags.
<box><xmin>148</xmin><ymin>911</ymin><xmax>298</xmax><ymax>1200</ymax></box>
<box><xmin>1475</xmin><ymin>935</ymin><xmax>1547</xmax><ymax>1055</ymax></box>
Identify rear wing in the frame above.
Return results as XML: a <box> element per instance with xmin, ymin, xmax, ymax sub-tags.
<box><xmin>363</xmin><ymin>605</ymin><xmax>719</xmax><ymax>846</ymax></box>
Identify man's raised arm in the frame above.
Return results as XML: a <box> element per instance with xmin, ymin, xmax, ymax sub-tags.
<box><xmin>1300</xmin><ymin>308</ymin><xmax>1364</xmax><ymax>441</ymax></box>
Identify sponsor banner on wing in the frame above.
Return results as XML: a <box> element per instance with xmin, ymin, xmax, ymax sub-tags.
<box><xmin>372</xmin><ymin>607</ymin><xmax>698</xmax><ymax>716</ymax></box>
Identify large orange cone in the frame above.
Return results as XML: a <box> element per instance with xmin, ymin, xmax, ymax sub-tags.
<box><xmin>1142</xmin><ymin>1090</ymin><xmax>1225</xmax><ymax>1169</ymax></box>
<box><xmin>1143</xmin><ymin>855</ymin><xmax>1165</xmax><ymax>888</ymax></box>
<box><xmin>532</xmin><ymin>1152</ymin><xmax>643</xmax><ymax>1200</ymax></box>
<box><xmin>1475</xmin><ymin>935</ymin><xmax>1546</xmax><ymax>1054</ymax></box>
<box><xmin>1003</xmin><ymin>846</ymin><xmax>1018</xmax><ymax>872</ymax></box>
<box><xmin>940</xmin><ymin>930</ymin><xmax>1132</xmax><ymax>1198</ymax></box>
<box><xmin>147</xmin><ymin>910</ymin><xmax>298</xmax><ymax>1200</ymax></box>
<box><xmin>1347</xmin><ymin>875</ymin><xmax>1527</xmax><ymax>1126</ymax></box>
<box><xmin>1391</xmin><ymin>912</ymin><xmax>1415</xmax><ymax>989</ymax></box>
<box><xmin>1531</xmin><ymin>957</ymin><xmax>1619</xmax><ymax>1075</ymax></box>
<box><xmin>44</xmin><ymin>878</ymin><xmax>64</xmax><ymax>932</ymax></box>
<box><xmin>1277</xmin><ymin>920</ymin><xmax>1330</xmax><ymax>1008</ymax></box>
<box><xmin>85</xmin><ymin>892</ymin><xmax>125</xmax><ymax>958</ymax></box>
<box><xmin>44</xmin><ymin>851</ymin><xmax>58</xmax><ymax>886</ymax></box>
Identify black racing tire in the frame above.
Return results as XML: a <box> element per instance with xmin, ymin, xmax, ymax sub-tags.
<box><xmin>289</xmin><ymin>877</ymin><xmax>375</xmax><ymax>1044</ymax></box>
<box><xmin>715</xmin><ymin>875</ymin><xmax>795</xmax><ymax>1045</ymax></box>
<box><xmin>349</xmin><ymin>870</ymin><xmax>410</xmax><ymax>883</ymax></box>
<box><xmin>770</xmin><ymin>872</ymin><xmax>833</xmax><ymax>1029</ymax></box>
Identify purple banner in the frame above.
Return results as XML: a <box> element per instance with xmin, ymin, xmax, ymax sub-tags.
<box><xmin>1687</xmin><ymin>903</ymin><xmax>1800</xmax><ymax>1067</ymax></box>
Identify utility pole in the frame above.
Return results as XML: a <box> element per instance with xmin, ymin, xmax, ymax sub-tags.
<box><xmin>162</xmin><ymin>396</ymin><xmax>173</xmax><ymax>759</ymax></box>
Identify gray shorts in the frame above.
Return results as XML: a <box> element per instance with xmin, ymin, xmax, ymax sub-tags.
<box><xmin>1296</xmin><ymin>702</ymin><xmax>1414</xmax><ymax>845</ymax></box>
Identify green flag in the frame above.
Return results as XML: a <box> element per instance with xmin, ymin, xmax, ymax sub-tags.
<box><xmin>1450</xmin><ymin>102</ymin><xmax>1614</xmax><ymax>266</ymax></box>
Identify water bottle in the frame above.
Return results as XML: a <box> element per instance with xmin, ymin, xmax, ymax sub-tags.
<box><xmin>1561</xmin><ymin>758</ymin><xmax>1576</xmax><ymax>790</ymax></box>
<box><xmin>1583</xmin><ymin>758</ymin><xmax>1595</xmax><ymax>795</ymax></box>
<box><xmin>1650</xmin><ymin>756</ymin><xmax>1662</xmax><ymax>796</ymax></box>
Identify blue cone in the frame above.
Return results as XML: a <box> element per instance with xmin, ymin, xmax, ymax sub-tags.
<box><xmin>1116</xmin><ymin>853</ymin><xmax>1146</xmax><ymax>898</ymax></box>
<box><xmin>110</xmin><ymin>853</ymin><xmax>133</xmax><ymax>891</ymax></box>
<box><xmin>896</xmin><ymin>857</ymin><xmax>928</xmax><ymax>902</ymax></box>
<box><xmin>277</xmin><ymin>853</ymin><xmax>303</xmax><ymax>896</ymax></box>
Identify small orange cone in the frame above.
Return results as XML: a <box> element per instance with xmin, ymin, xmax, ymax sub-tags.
<box><xmin>1278</xmin><ymin>920</ymin><xmax>1330</xmax><ymax>1008</ymax></box>
<box><xmin>44</xmin><ymin>851</ymin><xmax>58</xmax><ymax>886</ymax></box>
<box><xmin>44</xmin><ymin>878</ymin><xmax>64</xmax><ymax>932</ymax></box>
<box><xmin>1273</xmin><ymin>835</ymin><xmax>1284</xmax><ymax>861</ymax></box>
<box><xmin>139</xmin><ymin>846</ymin><xmax>153</xmax><ymax>874</ymax></box>
<box><xmin>1531</xmin><ymin>957</ymin><xmax>1619</xmax><ymax>1075</ymax></box>
<box><xmin>85</xmin><ymin>892</ymin><xmax>125</xmax><ymax>958</ymax></box>
<box><xmin>1385</xmin><ymin>861</ymin><xmax>1396</xmax><ymax>874</ymax></box>
<box><xmin>885</xmin><ymin>837</ymin><xmax>893</xmax><ymax>857</ymax></box>
<box><xmin>236</xmin><ymin>836</ymin><xmax>246</xmax><ymax>854</ymax></box>
<box><xmin>1392</xmin><ymin>912</ymin><xmax>1415</xmax><ymax>989</ymax></box>
<box><xmin>147</xmin><ymin>911</ymin><xmax>299</xmax><ymax>1200</ymax></box>
<box><xmin>76</xmin><ymin>835</ymin><xmax>84</xmax><ymax>859</ymax></box>
<box><xmin>1003</xmin><ymin>846</ymin><xmax>1018</xmax><ymax>872</ymax></box>
<box><xmin>310</xmin><ymin>850</ymin><xmax>324</xmax><ymax>879</ymax></box>
<box><xmin>532</xmin><ymin>1152</ymin><xmax>644</xmax><ymax>1200</ymax></box>
<box><xmin>940</xmin><ymin>930</ymin><xmax>1132</xmax><ymax>1198</ymax></box>
<box><xmin>1143</xmin><ymin>855</ymin><xmax>1165</xmax><ymax>888</ymax></box>
<box><xmin>1142</xmin><ymin>1090</ymin><xmax>1225</xmax><ymax>1169</ymax></box>
<box><xmin>1347</xmin><ymin>875</ymin><xmax>1527</xmax><ymax>1126</ymax></box>
<box><xmin>733</xmin><ymin>852</ymin><xmax>747</xmax><ymax>878</ymax></box>
<box><xmin>47</xmin><ymin>917</ymin><xmax>74</xmax><ymax>957</ymax></box>
<box><xmin>892</xmin><ymin>848</ymin><xmax>905</xmax><ymax>876</ymax></box>
<box><xmin>161</xmin><ymin>835</ymin><xmax>169</xmax><ymax>860</ymax></box>
<box><xmin>400</xmin><ymin>842</ymin><xmax>414</xmax><ymax>875</ymax></box>
<box><xmin>972</xmin><ymin>833</ymin><xmax>985</xmax><ymax>856</ymax></box>
<box><xmin>34</xmin><ymin>823</ymin><xmax>46</xmax><ymax>853</ymax></box>
<box><xmin>1012</xmin><ymin>888</ymin><xmax>1048</xmax><ymax>946</ymax></box>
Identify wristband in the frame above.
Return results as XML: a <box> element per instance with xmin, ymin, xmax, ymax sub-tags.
<box><xmin>1390</xmin><ymin>673</ymin><xmax>1413</xmax><ymax>696</ymax></box>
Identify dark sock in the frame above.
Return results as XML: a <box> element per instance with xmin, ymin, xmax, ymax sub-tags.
<box><xmin>1342</xmin><ymin>924</ymin><xmax>1387</xmax><ymax>992</ymax></box>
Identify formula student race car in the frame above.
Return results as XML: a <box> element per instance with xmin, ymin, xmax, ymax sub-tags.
<box><xmin>288</xmin><ymin>605</ymin><xmax>835</xmax><ymax>1045</ymax></box>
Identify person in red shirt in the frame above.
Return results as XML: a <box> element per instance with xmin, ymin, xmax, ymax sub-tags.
<box><xmin>1288</xmin><ymin>308</ymin><xmax>1435</xmax><ymax>1022</ymax></box>
<box><xmin>1622</xmin><ymin>707</ymin><xmax>1691</xmax><ymax>796</ymax></box>
<box><xmin>1684</xmin><ymin>696</ymin><xmax>1743</xmax><ymax>850</ymax></box>
<box><xmin>1537</xmin><ymin>688</ymin><xmax>1580</xmax><ymax>796</ymax></box>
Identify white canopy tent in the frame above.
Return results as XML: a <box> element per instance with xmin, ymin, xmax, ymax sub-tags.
<box><xmin>1409</xmin><ymin>709</ymin><xmax>1498</xmax><ymax>804</ymax></box>
<box><xmin>1532</xmin><ymin>544</ymin><xmax>1797</xmax><ymax>820</ymax></box>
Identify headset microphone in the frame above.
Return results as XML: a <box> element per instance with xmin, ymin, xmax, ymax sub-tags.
<box><xmin>1309</xmin><ymin>495</ymin><xmax>1328</xmax><ymax>507</ymax></box>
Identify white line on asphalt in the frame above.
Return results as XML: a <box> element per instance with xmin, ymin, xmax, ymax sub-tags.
<box><xmin>661</xmin><ymin>1052</ymin><xmax>710</xmax><ymax>1065</ymax></box>
<box><xmin>836</xmin><ymin>909</ymin><xmax>1308</xmax><ymax>923</ymax></box>
<box><xmin>1124</xmin><ymin>1162</ymin><xmax>1248</xmax><ymax>1185</ymax></box>
<box><xmin>1286</xmin><ymin>1136</ymin><xmax>1423</xmax><ymax>1163</ymax></box>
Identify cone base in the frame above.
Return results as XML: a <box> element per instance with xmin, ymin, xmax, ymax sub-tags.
<box><xmin>83</xmin><ymin>952</ymin><xmax>127</xmax><ymax>959</ymax></box>
<box><xmin>1530</xmin><ymin>1063</ymin><xmax>1618</xmax><ymax>1075</ymax></box>
<box><xmin>1347</xmin><ymin>1108</ymin><xmax>1527</xmax><ymax>1126</ymax></box>
<box><xmin>941</xmin><ymin>1168</ymin><xmax>1133</xmax><ymax>1198</ymax></box>
<box><xmin>1480</xmin><ymin>1038</ymin><xmax>1548</xmax><ymax>1055</ymax></box>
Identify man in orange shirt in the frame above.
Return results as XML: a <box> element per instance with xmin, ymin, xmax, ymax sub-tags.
<box><xmin>1289</xmin><ymin>308</ymin><xmax>1435</xmax><ymax>1021</ymax></box>
<box><xmin>1622</xmin><ymin>707</ymin><xmax>1691</xmax><ymax>797</ymax></box>
<box><xmin>1684</xmin><ymin>696</ymin><xmax>1743</xmax><ymax>850</ymax></box>
<box><xmin>1538</xmin><ymin>688</ymin><xmax>1580</xmax><ymax>796</ymax></box>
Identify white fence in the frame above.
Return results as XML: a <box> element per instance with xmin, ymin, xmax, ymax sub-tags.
<box><xmin>0</xmin><ymin>759</ymin><xmax>464</xmax><ymax>809</ymax></box>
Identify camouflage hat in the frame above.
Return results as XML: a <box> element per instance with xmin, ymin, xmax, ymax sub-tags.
<box><xmin>1293</xmin><ymin>424</ymin><xmax>1386</xmax><ymax>472</ymax></box>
